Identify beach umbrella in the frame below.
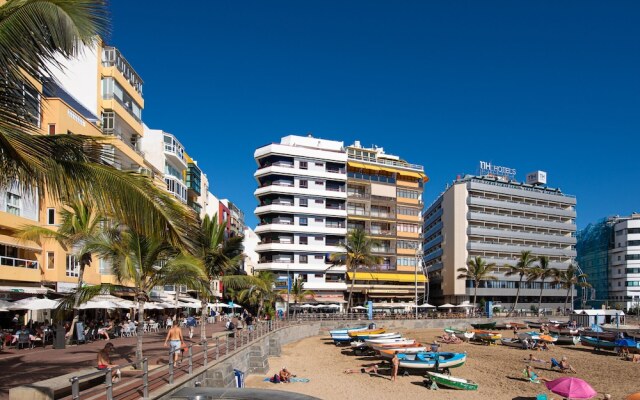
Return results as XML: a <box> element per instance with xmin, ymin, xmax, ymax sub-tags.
<box><xmin>411</xmin><ymin>303</ymin><xmax>436</xmax><ymax>308</ymax></box>
<box><xmin>327</xmin><ymin>304</ymin><xmax>340</xmax><ymax>309</ymax></box>
<box><xmin>91</xmin><ymin>294</ymin><xmax>136</xmax><ymax>308</ymax></box>
<box><xmin>78</xmin><ymin>299</ymin><xmax>121</xmax><ymax>309</ymax></box>
<box><xmin>438</xmin><ymin>303</ymin><xmax>455</xmax><ymax>308</ymax></box>
<box><xmin>351</xmin><ymin>306</ymin><xmax>367</xmax><ymax>310</ymax></box>
<box><xmin>625</xmin><ymin>392</ymin><xmax>640</xmax><ymax>400</ymax></box>
<box><xmin>545</xmin><ymin>377</ymin><xmax>596</xmax><ymax>399</ymax></box>
<box><xmin>8</xmin><ymin>297</ymin><xmax>60</xmax><ymax>311</ymax></box>
<box><xmin>455</xmin><ymin>303</ymin><xmax>475</xmax><ymax>308</ymax></box>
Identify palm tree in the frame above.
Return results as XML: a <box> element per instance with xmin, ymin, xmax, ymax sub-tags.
<box><xmin>527</xmin><ymin>256</ymin><xmax>559</xmax><ymax>314</ymax></box>
<box><xmin>194</xmin><ymin>214</ymin><xmax>245</xmax><ymax>340</ymax></box>
<box><xmin>87</xmin><ymin>226</ymin><xmax>207</xmax><ymax>361</ymax></box>
<box><xmin>284</xmin><ymin>276</ymin><xmax>314</xmax><ymax>317</ymax></box>
<box><xmin>456</xmin><ymin>256</ymin><xmax>497</xmax><ymax>310</ymax></box>
<box><xmin>0</xmin><ymin>0</ymin><xmax>199</xmax><ymax>251</ymax></box>
<box><xmin>329</xmin><ymin>229</ymin><xmax>382</xmax><ymax>310</ymax></box>
<box><xmin>553</xmin><ymin>264</ymin><xmax>590</xmax><ymax>314</ymax></box>
<box><xmin>505</xmin><ymin>250</ymin><xmax>536</xmax><ymax>317</ymax></box>
<box><xmin>18</xmin><ymin>199</ymin><xmax>103</xmax><ymax>343</ymax></box>
<box><xmin>237</xmin><ymin>271</ymin><xmax>278</xmax><ymax>319</ymax></box>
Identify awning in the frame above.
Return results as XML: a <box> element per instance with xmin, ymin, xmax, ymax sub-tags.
<box><xmin>347</xmin><ymin>272</ymin><xmax>427</xmax><ymax>283</ymax></box>
<box><xmin>348</xmin><ymin>161</ymin><xmax>381</xmax><ymax>171</ymax></box>
<box><xmin>0</xmin><ymin>285</ymin><xmax>49</xmax><ymax>294</ymax></box>
<box><xmin>0</xmin><ymin>234</ymin><xmax>41</xmax><ymax>251</ymax></box>
<box><xmin>397</xmin><ymin>170</ymin><xmax>425</xmax><ymax>179</ymax></box>
<box><xmin>313</xmin><ymin>295</ymin><xmax>347</xmax><ymax>304</ymax></box>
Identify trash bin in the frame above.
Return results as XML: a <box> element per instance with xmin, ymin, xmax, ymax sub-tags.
<box><xmin>53</xmin><ymin>325</ymin><xmax>66</xmax><ymax>349</ymax></box>
<box><xmin>233</xmin><ymin>369</ymin><xmax>245</xmax><ymax>388</ymax></box>
<box><xmin>368</xmin><ymin>323</ymin><xmax>376</xmax><ymax>330</ymax></box>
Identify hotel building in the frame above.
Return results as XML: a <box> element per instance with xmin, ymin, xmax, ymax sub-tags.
<box><xmin>423</xmin><ymin>172</ymin><xmax>577</xmax><ymax>310</ymax></box>
<box><xmin>345</xmin><ymin>142</ymin><xmax>428</xmax><ymax>304</ymax></box>
<box><xmin>577</xmin><ymin>213</ymin><xmax>640</xmax><ymax>310</ymax></box>
<box><xmin>253</xmin><ymin>135</ymin><xmax>348</xmax><ymax>309</ymax></box>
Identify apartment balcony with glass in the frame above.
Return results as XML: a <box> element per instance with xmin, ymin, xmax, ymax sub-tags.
<box><xmin>0</xmin><ymin>242</ymin><xmax>41</xmax><ymax>282</ymax></box>
<box><xmin>186</xmin><ymin>162</ymin><xmax>202</xmax><ymax>196</ymax></box>
<box><xmin>102</xmin><ymin>77</ymin><xmax>142</xmax><ymax>123</ymax></box>
<box><xmin>163</xmin><ymin>133</ymin><xmax>187</xmax><ymax>169</ymax></box>
<box><xmin>102</xmin><ymin>46</ymin><xmax>144</xmax><ymax>96</ymax></box>
<box><xmin>165</xmin><ymin>175</ymin><xmax>187</xmax><ymax>203</ymax></box>
<box><xmin>101</xmin><ymin>111</ymin><xmax>145</xmax><ymax>163</ymax></box>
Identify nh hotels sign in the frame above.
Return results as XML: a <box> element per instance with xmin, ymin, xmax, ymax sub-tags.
<box><xmin>479</xmin><ymin>161</ymin><xmax>517</xmax><ymax>179</ymax></box>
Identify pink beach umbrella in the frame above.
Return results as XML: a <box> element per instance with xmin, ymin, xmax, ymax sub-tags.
<box><xmin>545</xmin><ymin>377</ymin><xmax>597</xmax><ymax>399</ymax></box>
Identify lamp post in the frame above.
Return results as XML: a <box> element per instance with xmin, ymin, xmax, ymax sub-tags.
<box><xmin>415</xmin><ymin>249</ymin><xmax>424</xmax><ymax>320</ymax></box>
<box><xmin>286</xmin><ymin>264</ymin><xmax>291</xmax><ymax>320</ymax></box>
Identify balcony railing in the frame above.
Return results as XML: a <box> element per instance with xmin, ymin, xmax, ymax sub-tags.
<box><xmin>261</xmin><ymin>181</ymin><xmax>294</xmax><ymax>188</ymax></box>
<box><xmin>259</xmin><ymin>161</ymin><xmax>294</xmax><ymax>169</ymax></box>
<box><xmin>326</xmin><ymin>205</ymin><xmax>346</xmax><ymax>210</ymax></box>
<box><xmin>326</xmin><ymin>168</ymin><xmax>346</xmax><ymax>174</ymax></box>
<box><xmin>326</xmin><ymin>224</ymin><xmax>346</xmax><ymax>229</ymax></box>
<box><xmin>326</xmin><ymin>186</ymin><xmax>346</xmax><ymax>192</ymax></box>
<box><xmin>0</xmin><ymin>255</ymin><xmax>39</xmax><ymax>269</ymax></box>
<box><xmin>347</xmin><ymin>153</ymin><xmax>424</xmax><ymax>172</ymax></box>
<box><xmin>102</xmin><ymin>46</ymin><xmax>143</xmax><ymax>95</ymax></box>
<box><xmin>347</xmin><ymin>209</ymin><xmax>395</xmax><ymax>219</ymax></box>
<box><xmin>260</xmin><ymin>200</ymin><xmax>294</xmax><ymax>206</ymax></box>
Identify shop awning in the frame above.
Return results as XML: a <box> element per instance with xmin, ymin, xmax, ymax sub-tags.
<box><xmin>348</xmin><ymin>161</ymin><xmax>381</xmax><ymax>171</ymax></box>
<box><xmin>397</xmin><ymin>170</ymin><xmax>424</xmax><ymax>179</ymax></box>
<box><xmin>347</xmin><ymin>272</ymin><xmax>427</xmax><ymax>283</ymax></box>
<box><xmin>0</xmin><ymin>234</ymin><xmax>41</xmax><ymax>251</ymax></box>
<box><xmin>0</xmin><ymin>285</ymin><xmax>50</xmax><ymax>294</ymax></box>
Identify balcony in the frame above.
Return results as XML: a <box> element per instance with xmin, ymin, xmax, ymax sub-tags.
<box><xmin>468</xmin><ymin>196</ymin><xmax>576</xmax><ymax>218</ymax></box>
<box><xmin>164</xmin><ymin>134</ymin><xmax>187</xmax><ymax>169</ymax></box>
<box><xmin>347</xmin><ymin>209</ymin><xmax>395</xmax><ymax>219</ymax></box>
<box><xmin>0</xmin><ymin>255</ymin><xmax>41</xmax><ymax>283</ymax></box>
<box><xmin>186</xmin><ymin>163</ymin><xmax>202</xmax><ymax>196</ymax></box>
<box><xmin>347</xmin><ymin>153</ymin><xmax>424</xmax><ymax>172</ymax></box>
<box><xmin>255</xmin><ymin>223</ymin><xmax>346</xmax><ymax>236</ymax></box>
<box><xmin>467</xmin><ymin>241</ymin><xmax>576</xmax><ymax>258</ymax></box>
<box><xmin>467</xmin><ymin>211</ymin><xmax>575</xmax><ymax>231</ymax></box>
<box><xmin>0</xmin><ymin>255</ymin><xmax>39</xmax><ymax>270</ymax></box>
<box><xmin>102</xmin><ymin>46</ymin><xmax>143</xmax><ymax>95</ymax></box>
<box><xmin>164</xmin><ymin>175</ymin><xmax>188</xmax><ymax>203</ymax></box>
<box><xmin>467</xmin><ymin>226</ymin><xmax>577</xmax><ymax>245</ymax></box>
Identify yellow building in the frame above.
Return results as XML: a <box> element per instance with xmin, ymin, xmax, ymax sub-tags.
<box><xmin>345</xmin><ymin>142</ymin><xmax>428</xmax><ymax>304</ymax></box>
<box><xmin>0</xmin><ymin>41</ymin><xmax>148</xmax><ymax>298</ymax></box>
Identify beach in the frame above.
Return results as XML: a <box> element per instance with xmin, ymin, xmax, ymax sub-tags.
<box><xmin>245</xmin><ymin>328</ymin><xmax>640</xmax><ymax>399</ymax></box>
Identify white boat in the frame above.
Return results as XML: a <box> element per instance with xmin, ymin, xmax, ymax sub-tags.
<box><xmin>365</xmin><ymin>332</ymin><xmax>401</xmax><ymax>339</ymax></box>
<box><xmin>462</xmin><ymin>332</ymin><xmax>475</xmax><ymax>342</ymax></box>
<box><xmin>377</xmin><ymin>346</ymin><xmax>427</xmax><ymax>358</ymax></box>
<box><xmin>365</xmin><ymin>337</ymin><xmax>413</xmax><ymax>346</ymax></box>
<box><xmin>329</xmin><ymin>326</ymin><xmax>368</xmax><ymax>336</ymax></box>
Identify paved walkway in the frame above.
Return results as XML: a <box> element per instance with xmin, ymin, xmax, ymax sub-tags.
<box><xmin>1</xmin><ymin>323</ymin><xmax>230</xmax><ymax>400</ymax></box>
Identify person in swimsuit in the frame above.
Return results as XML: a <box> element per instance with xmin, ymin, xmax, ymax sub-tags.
<box><xmin>344</xmin><ymin>364</ymin><xmax>379</xmax><ymax>374</ymax></box>
<box><xmin>97</xmin><ymin>343</ymin><xmax>121</xmax><ymax>383</ymax></box>
<box><xmin>164</xmin><ymin>324</ymin><xmax>184</xmax><ymax>365</ymax></box>
<box><xmin>391</xmin><ymin>351</ymin><xmax>399</xmax><ymax>382</ymax></box>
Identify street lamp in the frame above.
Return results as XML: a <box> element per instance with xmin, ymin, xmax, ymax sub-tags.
<box><xmin>415</xmin><ymin>248</ymin><xmax>424</xmax><ymax>320</ymax></box>
<box><xmin>286</xmin><ymin>263</ymin><xmax>291</xmax><ymax>320</ymax></box>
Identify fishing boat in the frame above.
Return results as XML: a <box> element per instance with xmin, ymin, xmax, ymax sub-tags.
<box><xmin>538</xmin><ymin>334</ymin><xmax>557</xmax><ymax>343</ymax></box>
<box><xmin>581</xmin><ymin>329</ymin><xmax>617</xmax><ymax>341</ymax></box>
<box><xmin>348</xmin><ymin>328</ymin><xmax>386</xmax><ymax>338</ymax></box>
<box><xmin>548</xmin><ymin>326</ymin><xmax>579</xmax><ymax>336</ymax></box>
<box><xmin>601</xmin><ymin>324</ymin><xmax>640</xmax><ymax>334</ymax></box>
<box><xmin>580</xmin><ymin>336</ymin><xmax>618</xmax><ymax>350</ymax></box>
<box><xmin>427</xmin><ymin>372</ymin><xmax>478</xmax><ymax>390</ymax></box>
<box><xmin>365</xmin><ymin>338</ymin><xmax>414</xmax><ymax>346</ymax></box>
<box><xmin>378</xmin><ymin>347</ymin><xmax>428</xmax><ymax>358</ymax></box>
<box><xmin>397</xmin><ymin>352</ymin><xmax>466</xmax><ymax>370</ymax></box>
<box><xmin>518</xmin><ymin>331</ymin><xmax>541</xmax><ymax>341</ymax></box>
<box><xmin>524</xmin><ymin>320</ymin><xmax>543</xmax><ymax>328</ymax></box>
<box><xmin>473</xmin><ymin>330</ymin><xmax>502</xmax><ymax>340</ymax></box>
<box><xmin>509</xmin><ymin>322</ymin><xmax>529</xmax><ymax>329</ymax></box>
<box><xmin>494</xmin><ymin>323</ymin><xmax>510</xmax><ymax>330</ymax></box>
<box><xmin>500</xmin><ymin>338</ymin><xmax>526</xmax><ymax>348</ymax></box>
<box><xmin>332</xmin><ymin>334</ymin><xmax>355</xmax><ymax>344</ymax></box>
<box><xmin>371</xmin><ymin>341</ymin><xmax>423</xmax><ymax>351</ymax></box>
<box><xmin>329</xmin><ymin>326</ymin><xmax>368</xmax><ymax>336</ymax></box>
<box><xmin>552</xmin><ymin>335</ymin><xmax>580</xmax><ymax>345</ymax></box>
<box><xmin>470</xmin><ymin>321</ymin><xmax>497</xmax><ymax>330</ymax></box>
<box><xmin>365</xmin><ymin>332</ymin><xmax>401</xmax><ymax>339</ymax></box>
<box><xmin>444</xmin><ymin>327</ymin><xmax>467</xmax><ymax>335</ymax></box>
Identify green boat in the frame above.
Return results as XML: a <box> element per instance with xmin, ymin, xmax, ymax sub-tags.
<box><xmin>470</xmin><ymin>321</ymin><xmax>497</xmax><ymax>330</ymax></box>
<box><xmin>444</xmin><ymin>327</ymin><xmax>466</xmax><ymax>335</ymax></box>
<box><xmin>427</xmin><ymin>372</ymin><xmax>478</xmax><ymax>390</ymax></box>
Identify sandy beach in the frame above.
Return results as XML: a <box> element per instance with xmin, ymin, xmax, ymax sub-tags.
<box><xmin>246</xmin><ymin>328</ymin><xmax>640</xmax><ymax>400</ymax></box>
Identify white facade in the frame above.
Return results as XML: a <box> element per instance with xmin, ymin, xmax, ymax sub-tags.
<box><xmin>609</xmin><ymin>215</ymin><xmax>640</xmax><ymax>309</ymax></box>
<box><xmin>205</xmin><ymin>192</ymin><xmax>221</xmax><ymax>220</ymax></box>
<box><xmin>254</xmin><ymin>135</ymin><xmax>348</xmax><ymax>303</ymax></box>
<box><xmin>242</xmin><ymin>228</ymin><xmax>260</xmax><ymax>275</ymax></box>
<box><xmin>140</xmin><ymin>125</ymin><xmax>188</xmax><ymax>204</ymax></box>
<box><xmin>0</xmin><ymin>183</ymin><xmax>39</xmax><ymax>222</ymax></box>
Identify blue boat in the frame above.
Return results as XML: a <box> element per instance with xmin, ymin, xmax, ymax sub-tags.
<box><xmin>397</xmin><ymin>352</ymin><xmax>466</xmax><ymax>370</ymax></box>
<box><xmin>580</xmin><ymin>336</ymin><xmax>618</xmax><ymax>350</ymax></box>
<box><xmin>329</xmin><ymin>326</ymin><xmax>367</xmax><ymax>336</ymax></box>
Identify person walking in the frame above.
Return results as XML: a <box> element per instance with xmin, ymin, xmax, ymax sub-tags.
<box><xmin>164</xmin><ymin>323</ymin><xmax>184</xmax><ymax>365</ymax></box>
<box><xmin>186</xmin><ymin>315</ymin><xmax>197</xmax><ymax>339</ymax></box>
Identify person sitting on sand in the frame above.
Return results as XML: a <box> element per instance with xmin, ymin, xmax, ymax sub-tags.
<box><xmin>279</xmin><ymin>367</ymin><xmax>293</xmax><ymax>383</ymax></box>
<box><xmin>524</xmin><ymin>353</ymin><xmax>546</xmax><ymax>364</ymax></box>
<box><xmin>344</xmin><ymin>364</ymin><xmax>379</xmax><ymax>374</ymax></box>
<box><xmin>523</xmin><ymin>365</ymin><xmax>553</xmax><ymax>384</ymax></box>
<box><xmin>550</xmin><ymin>356</ymin><xmax>577</xmax><ymax>374</ymax></box>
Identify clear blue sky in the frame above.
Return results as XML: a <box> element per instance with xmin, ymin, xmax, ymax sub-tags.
<box><xmin>110</xmin><ymin>0</ymin><xmax>639</xmax><ymax>229</ymax></box>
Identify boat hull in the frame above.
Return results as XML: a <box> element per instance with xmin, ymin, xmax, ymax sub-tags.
<box><xmin>444</xmin><ymin>327</ymin><xmax>466</xmax><ymax>335</ymax></box>
<box><xmin>378</xmin><ymin>347</ymin><xmax>427</xmax><ymax>358</ymax></box>
<box><xmin>428</xmin><ymin>372</ymin><xmax>478</xmax><ymax>390</ymax></box>
<box><xmin>500</xmin><ymin>338</ymin><xmax>526</xmax><ymax>348</ymax></box>
<box><xmin>348</xmin><ymin>328</ymin><xmax>385</xmax><ymax>338</ymax></box>
<box><xmin>554</xmin><ymin>335</ymin><xmax>580</xmax><ymax>345</ymax></box>
<box><xmin>329</xmin><ymin>326</ymin><xmax>367</xmax><ymax>336</ymax></box>
<box><xmin>470</xmin><ymin>322</ymin><xmax>497</xmax><ymax>330</ymax></box>
<box><xmin>580</xmin><ymin>336</ymin><xmax>618</xmax><ymax>350</ymax></box>
<box><xmin>398</xmin><ymin>352</ymin><xmax>466</xmax><ymax>370</ymax></box>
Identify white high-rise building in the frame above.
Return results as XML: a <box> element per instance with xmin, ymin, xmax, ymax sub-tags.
<box><xmin>254</xmin><ymin>135</ymin><xmax>348</xmax><ymax>312</ymax></box>
<box><xmin>141</xmin><ymin>125</ymin><xmax>188</xmax><ymax>204</ymax></box>
<box><xmin>608</xmin><ymin>214</ymin><xmax>640</xmax><ymax>310</ymax></box>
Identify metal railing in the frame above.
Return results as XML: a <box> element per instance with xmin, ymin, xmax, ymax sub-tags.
<box><xmin>68</xmin><ymin>319</ymin><xmax>291</xmax><ymax>400</ymax></box>
<box><xmin>0</xmin><ymin>255</ymin><xmax>39</xmax><ymax>269</ymax></box>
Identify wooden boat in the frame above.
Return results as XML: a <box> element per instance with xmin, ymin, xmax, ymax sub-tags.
<box><xmin>553</xmin><ymin>335</ymin><xmax>580</xmax><ymax>345</ymax></box>
<box><xmin>581</xmin><ymin>329</ymin><xmax>617</xmax><ymax>341</ymax></box>
<box><xmin>473</xmin><ymin>330</ymin><xmax>502</xmax><ymax>341</ymax></box>
<box><xmin>329</xmin><ymin>326</ymin><xmax>367</xmax><ymax>336</ymax></box>
<box><xmin>348</xmin><ymin>328</ymin><xmax>385</xmax><ymax>338</ymax></box>
<box><xmin>518</xmin><ymin>331</ymin><xmax>541</xmax><ymax>341</ymax></box>
<box><xmin>332</xmin><ymin>334</ymin><xmax>354</xmax><ymax>344</ymax></box>
<box><xmin>494</xmin><ymin>323</ymin><xmax>511</xmax><ymax>330</ymax></box>
<box><xmin>397</xmin><ymin>352</ymin><xmax>466</xmax><ymax>370</ymax></box>
<box><xmin>365</xmin><ymin>338</ymin><xmax>414</xmax><ymax>346</ymax></box>
<box><xmin>427</xmin><ymin>372</ymin><xmax>478</xmax><ymax>390</ymax></box>
<box><xmin>548</xmin><ymin>326</ymin><xmax>579</xmax><ymax>336</ymax></box>
<box><xmin>378</xmin><ymin>347</ymin><xmax>428</xmax><ymax>358</ymax></box>
<box><xmin>580</xmin><ymin>336</ymin><xmax>618</xmax><ymax>350</ymax></box>
<box><xmin>371</xmin><ymin>342</ymin><xmax>423</xmax><ymax>351</ymax></box>
<box><xmin>538</xmin><ymin>334</ymin><xmax>557</xmax><ymax>343</ymax></box>
<box><xmin>601</xmin><ymin>324</ymin><xmax>640</xmax><ymax>334</ymax></box>
<box><xmin>470</xmin><ymin>321</ymin><xmax>497</xmax><ymax>330</ymax></box>
<box><xmin>509</xmin><ymin>322</ymin><xmax>529</xmax><ymax>329</ymax></box>
<box><xmin>500</xmin><ymin>338</ymin><xmax>526</xmax><ymax>348</ymax></box>
<box><xmin>444</xmin><ymin>327</ymin><xmax>467</xmax><ymax>335</ymax></box>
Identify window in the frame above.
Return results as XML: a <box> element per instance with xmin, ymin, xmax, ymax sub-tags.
<box><xmin>397</xmin><ymin>189</ymin><xmax>420</xmax><ymax>199</ymax></box>
<box><xmin>66</xmin><ymin>255</ymin><xmax>79</xmax><ymax>277</ymax></box>
<box><xmin>299</xmin><ymin>161</ymin><xmax>308</xmax><ymax>170</ymax></box>
<box><xmin>616</xmin><ymin>229</ymin><xmax>625</xmax><ymax>236</ymax></box>
<box><xmin>299</xmin><ymin>217</ymin><xmax>308</xmax><ymax>226</ymax></box>
<box><xmin>627</xmin><ymin>281</ymin><xmax>640</xmax><ymax>287</ymax></box>
<box><xmin>299</xmin><ymin>255</ymin><xmax>308</xmax><ymax>263</ymax></box>
<box><xmin>46</xmin><ymin>252</ymin><xmax>55</xmax><ymax>270</ymax></box>
<box><xmin>398</xmin><ymin>257</ymin><xmax>417</xmax><ymax>267</ymax></box>
<box><xmin>619</xmin><ymin>256</ymin><xmax>622</xmax><ymax>261</ymax></box>
<box><xmin>314</xmin><ymin>273</ymin><xmax>323</xmax><ymax>278</ymax></box>
<box><xmin>315</xmin><ymin>162</ymin><xmax>324</xmax><ymax>167</ymax></box>
<box><xmin>397</xmin><ymin>240</ymin><xmax>420</xmax><ymax>250</ymax></box>
<box><xmin>315</xmin><ymin>236</ymin><xmax>323</xmax><ymax>241</ymax></box>
<box><xmin>6</xmin><ymin>192</ymin><xmax>21</xmax><ymax>216</ymax></box>
<box><xmin>299</xmin><ymin>198</ymin><xmax>308</xmax><ymax>207</ymax></box>
<box><xmin>314</xmin><ymin>255</ymin><xmax>324</xmax><ymax>260</ymax></box>
<box><xmin>628</xmin><ymin>240</ymin><xmax>640</xmax><ymax>247</ymax></box>
<box><xmin>314</xmin><ymin>217</ymin><xmax>323</xmax><ymax>223</ymax></box>
<box><xmin>397</xmin><ymin>207</ymin><xmax>421</xmax><ymax>216</ymax></box>
<box><xmin>47</xmin><ymin>208</ymin><xmax>55</xmax><ymax>225</ymax></box>
<box><xmin>618</xmin><ymin>281</ymin><xmax>622</xmax><ymax>287</ymax></box>
<box><xmin>315</xmin><ymin>180</ymin><xmax>324</xmax><ymax>186</ymax></box>
<box><xmin>629</xmin><ymin>228</ymin><xmax>640</xmax><ymax>234</ymax></box>
<box><xmin>99</xmin><ymin>258</ymin><xmax>112</xmax><ymax>275</ymax></box>
<box><xmin>398</xmin><ymin>223</ymin><xmax>420</xmax><ymax>233</ymax></box>
<box><xmin>299</xmin><ymin>236</ymin><xmax>308</xmax><ymax>245</ymax></box>
<box><xmin>626</xmin><ymin>254</ymin><xmax>640</xmax><ymax>261</ymax></box>
<box><xmin>299</xmin><ymin>180</ymin><xmax>308</xmax><ymax>188</ymax></box>
<box><xmin>315</xmin><ymin>199</ymin><xmax>324</xmax><ymax>204</ymax></box>
<box><xmin>48</xmin><ymin>124</ymin><xmax>56</xmax><ymax>136</ymax></box>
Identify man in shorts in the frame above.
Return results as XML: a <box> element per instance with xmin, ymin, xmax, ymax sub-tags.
<box><xmin>164</xmin><ymin>323</ymin><xmax>184</xmax><ymax>365</ymax></box>
<box><xmin>97</xmin><ymin>343</ymin><xmax>121</xmax><ymax>383</ymax></box>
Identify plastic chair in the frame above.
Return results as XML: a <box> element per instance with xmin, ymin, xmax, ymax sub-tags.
<box><xmin>17</xmin><ymin>332</ymin><xmax>31</xmax><ymax>350</ymax></box>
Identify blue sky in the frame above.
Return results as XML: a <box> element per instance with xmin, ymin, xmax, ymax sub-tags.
<box><xmin>110</xmin><ymin>1</ymin><xmax>639</xmax><ymax>229</ymax></box>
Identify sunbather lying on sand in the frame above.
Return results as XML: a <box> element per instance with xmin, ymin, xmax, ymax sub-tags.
<box><xmin>524</xmin><ymin>353</ymin><xmax>546</xmax><ymax>363</ymax></box>
<box><xmin>344</xmin><ymin>364</ymin><xmax>379</xmax><ymax>374</ymax></box>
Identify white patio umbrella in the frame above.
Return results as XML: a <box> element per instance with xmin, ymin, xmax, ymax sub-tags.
<box><xmin>231</xmin><ymin>304</ymin><xmax>242</xmax><ymax>309</ymax></box>
<box><xmin>327</xmin><ymin>304</ymin><xmax>340</xmax><ymax>309</ymax></box>
<box><xmin>438</xmin><ymin>303</ymin><xmax>456</xmax><ymax>309</ymax></box>
<box><xmin>300</xmin><ymin>304</ymin><xmax>314</xmax><ymax>308</ymax></box>
<box><xmin>351</xmin><ymin>306</ymin><xmax>367</xmax><ymax>310</ymax></box>
<box><xmin>411</xmin><ymin>303</ymin><xmax>436</xmax><ymax>308</ymax></box>
<box><xmin>78</xmin><ymin>299</ymin><xmax>121</xmax><ymax>310</ymax></box>
<box><xmin>8</xmin><ymin>297</ymin><xmax>60</xmax><ymax>311</ymax></box>
<box><xmin>455</xmin><ymin>303</ymin><xmax>475</xmax><ymax>308</ymax></box>
<box><xmin>91</xmin><ymin>295</ymin><xmax>136</xmax><ymax>308</ymax></box>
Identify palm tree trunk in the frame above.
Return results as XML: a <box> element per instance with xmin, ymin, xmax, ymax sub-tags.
<box><xmin>508</xmin><ymin>276</ymin><xmax>523</xmax><ymax>317</ymax></box>
<box><xmin>473</xmin><ymin>281</ymin><xmax>479</xmax><ymax>312</ymax></box>
<box><xmin>136</xmin><ymin>299</ymin><xmax>145</xmax><ymax>361</ymax></box>
<box><xmin>537</xmin><ymin>278</ymin><xmax>545</xmax><ymax>313</ymax></box>
<box><xmin>257</xmin><ymin>298</ymin><xmax>264</xmax><ymax>320</ymax></box>
<box><xmin>200</xmin><ymin>299</ymin><xmax>207</xmax><ymax>341</ymax></box>
<box><xmin>564</xmin><ymin>287</ymin><xmax>571</xmax><ymax>315</ymax></box>
<box><xmin>66</xmin><ymin>260</ymin><xmax>87</xmax><ymax>345</ymax></box>
<box><xmin>347</xmin><ymin>265</ymin><xmax>358</xmax><ymax>311</ymax></box>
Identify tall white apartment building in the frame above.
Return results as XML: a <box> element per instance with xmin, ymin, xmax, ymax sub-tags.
<box><xmin>608</xmin><ymin>214</ymin><xmax>640</xmax><ymax>310</ymax></box>
<box><xmin>254</xmin><ymin>135</ymin><xmax>348</xmax><ymax>310</ymax></box>
<box><xmin>141</xmin><ymin>125</ymin><xmax>188</xmax><ymax>204</ymax></box>
<box><xmin>423</xmin><ymin>172</ymin><xmax>577</xmax><ymax>310</ymax></box>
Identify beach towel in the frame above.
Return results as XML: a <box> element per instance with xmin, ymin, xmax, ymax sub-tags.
<box><xmin>264</xmin><ymin>377</ymin><xmax>310</xmax><ymax>383</ymax></box>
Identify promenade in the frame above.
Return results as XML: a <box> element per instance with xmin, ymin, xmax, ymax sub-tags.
<box><xmin>1</xmin><ymin>323</ymin><xmax>229</xmax><ymax>400</ymax></box>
